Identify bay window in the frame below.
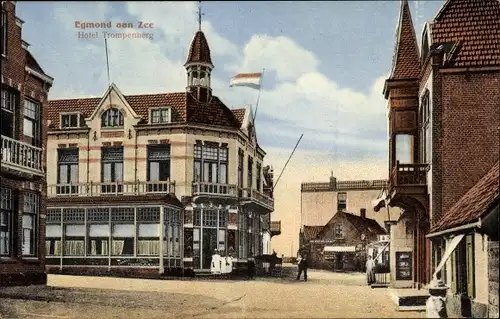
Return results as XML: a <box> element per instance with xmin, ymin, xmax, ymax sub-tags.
<box><xmin>395</xmin><ymin>134</ymin><xmax>414</xmax><ymax>164</ymax></box>
<box><xmin>23</xmin><ymin>99</ymin><xmax>41</xmax><ymax>146</ymax></box>
<box><xmin>101</xmin><ymin>147</ymin><xmax>123</xmax><ymax>193</ymax></box>
<box><xmin>0</xmin><ymin>187</ymin><xmax>13</xmax><ymax>256</ymax></box>
<box><xmin>22</xmin><ymin>192</ymin><xmax>39</xmax><ymax>256</ymax></box>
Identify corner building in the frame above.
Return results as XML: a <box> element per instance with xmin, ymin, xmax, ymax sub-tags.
<box><xmin>1</xmin><ymin>1</ymin><xmax>54</xmax><ymax>286</ymax></box>
<box><xmin>45</xmin><ymin>29</ymin><xmax>274</xmax><ymax>277</ymax></box>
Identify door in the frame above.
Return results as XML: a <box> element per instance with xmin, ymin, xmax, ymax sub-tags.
<box><xmin>202</xmin><ymin>228</ymin><xmax>217</xmax><ymax>269</ymax></box>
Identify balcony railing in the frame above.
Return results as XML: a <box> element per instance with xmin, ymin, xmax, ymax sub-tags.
<box><xmin>1</xmin><ymin>135</ymin><xmax>44</xmax><ymax>175</ymax></box>
<box><xmin>192</xmin><ymin>182</ymin><xmax>238</xmax><ymax>198</ymax></box>
<box><xmin>240</xmin><ymin>188</ymin><xmax>275</xmax><ymax>211</ymax></box>
<box><xmin>47</xmin><ymin>180</ymin><xmax>175</xmax><ymax>197</ymax></box>
<box><xmin>391</xmin><ymin>161</ymin><xmax>429</xmax><ymax>187</ymax></box>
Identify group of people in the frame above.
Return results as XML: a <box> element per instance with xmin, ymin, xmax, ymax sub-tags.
<box><xmin>210</xmin><ymin>249</ymin><xmax>236</xmax><ymax>275</ymax></box>
<box><xmin>294</xmin><ymin>252</ymin><xmax>377</xmax><ymax>285</ymax></box>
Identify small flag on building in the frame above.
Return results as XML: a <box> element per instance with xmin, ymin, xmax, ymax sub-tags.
<box><xmin>230</xmin><ymin>72</ymin><xmax>262</xmax><ymax>90</ymax></box>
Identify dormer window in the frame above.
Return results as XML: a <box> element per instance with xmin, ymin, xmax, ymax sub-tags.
<box><xmin>150</xmin><ymin>108</ymin><xmax>171</xmax><ymax>124</ymax></box>
<box><xmin>101</xmin><ymin>108</ymin><xmax>124</xmax><ymax>128</ymax></box>
<box><xmin>61</xmin><ymin>113</ymin><xmax>81</xmax><ymax>129</ymax></box>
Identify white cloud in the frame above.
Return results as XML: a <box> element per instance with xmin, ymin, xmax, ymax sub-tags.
<box><xmin>47</xmin><ymin>1</ymin><xmax>391</xmax><ymax>255</ymax></box>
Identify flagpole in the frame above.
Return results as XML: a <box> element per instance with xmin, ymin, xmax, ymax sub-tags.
<box><xmin>252</xmin><ymin>68</ymin><xmax>265</xmax><ymax>125</ymax></box>
<box><xmin>104</xmin><ymin>38</ymin><xmax>113</xmax><ymax>106</ymax></box>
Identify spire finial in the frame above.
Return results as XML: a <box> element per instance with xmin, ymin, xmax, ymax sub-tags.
<box><xmin>197</xmin><ymin>1</ymin><xmax>204</xmax><ymax>31</ymax></box>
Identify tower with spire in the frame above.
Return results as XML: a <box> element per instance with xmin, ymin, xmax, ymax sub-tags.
<box><xmin>184</xmin><ymin>1</ymin><xmax>213</xmax><ymax>103</ymax></box>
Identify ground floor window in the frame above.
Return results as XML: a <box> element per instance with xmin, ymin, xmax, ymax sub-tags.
<box><xmin>23</xmin><ymin>192</ymin><xmax>39</xmax><ymax>256</ymax></box>
<box><xmin>432</xmin><ymin>238</ymin><xmax>446</xmax><ymax>281</ymax></box>
<box><xmin>45</xmin><ymin>206</ymin><xmax>181</xmax><ymax>260</ymax></box>
<box><xmin>0</xmin><ymin>187</ymin><xmax>13</xmax><ymax>256</ymax></box>
<box><xmin>450</xmin><ymin>234</ymin><xmax>475</xmax><ymax>297</ymax></box>
<box><xmin>239</xmin><ymin>212</ymin><xmax>248</xmax><ymax>259</ymax></box>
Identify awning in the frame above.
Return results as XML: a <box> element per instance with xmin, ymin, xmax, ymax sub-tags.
<box><xmin>432</xmin><ymin>234</ymin><xmax>465</xmax><ymax>280</ymax></box>
<box><xmin>323</xmin><ymin>246</ymin><xmax>356</xmax><ymax>253</ymax></box>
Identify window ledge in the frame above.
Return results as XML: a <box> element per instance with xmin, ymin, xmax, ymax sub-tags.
<box><xmin>101</xmin><ymin>127</ymin><xmax>124</xmax><ymax>131</ymax></box>
<box><xmin>0</xmin><ymin>257</ymin><xmax>17</xmax><ymax>263</ymax></box>
<box><xmin>22</xmin><ymin>257</ymin><xmax>41</xmax><ymax>263</ymax></box>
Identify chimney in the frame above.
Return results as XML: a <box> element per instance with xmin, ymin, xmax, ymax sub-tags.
<box><xmin>329</xmin><ymin>170</ymin><xmax>337</xmax><ymax>190</ymax></box>
<box><xmin>360</xmin><ymin>208</ymin><xmax>366</xmax><ymax>219</ymax></box>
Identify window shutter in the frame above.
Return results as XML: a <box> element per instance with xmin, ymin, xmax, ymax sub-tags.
<box><xmin>466</xmin><ymin>234</ymin><xmax>475</xmax><ymax>297</ymax></box>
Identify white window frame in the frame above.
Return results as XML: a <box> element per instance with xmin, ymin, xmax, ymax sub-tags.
<box><xmin>23</xmin><ymin>98</ymin><xmax>41</xmax><ymax>140</ymax></box>
<box><xmin>149</xmin><ymin>107</ymin><xmax>172</xmax><ymax>124</ymax></box>
<box><xmin>420</xmin><ymin>91</ymin><xmax>431</xmax><ymax>164</ymax></box>
<box><xmin>60</xmin><ymin>112</ymin><xmax>81</xmax><ymax>129</ymax></box>
<box><xmin>22</xmin><ymin>192</ymin><xmax>39</xmax><ymax>257</ymax></box>
<box><xmin>101</xmin><ymin>108</ymin><xmax>124</xmax><ymax>128</ymax></box>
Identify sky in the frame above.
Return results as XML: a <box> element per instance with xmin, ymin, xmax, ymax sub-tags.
<box><xmin>18</xmin><ymin>0</ymin><xmax>445</xmax><ymax>256</ymax></box>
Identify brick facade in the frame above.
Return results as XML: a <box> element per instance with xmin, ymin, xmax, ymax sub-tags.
<box><xmin>1</xmin><ymin>1</ymin><xmax>53</xmax><ymax>286</ymax></box>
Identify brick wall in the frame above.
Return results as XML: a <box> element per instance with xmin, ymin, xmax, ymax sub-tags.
<box><xmin>439</xmin><ymin>71</ymin><xmax>500</xmax><ymax>218</ymax></box>
<box><xmin>1</xmin><ymin>1</ymin><xmax>50</xmax><ymax>286</ymax></box>
<box><xmin>489</xmin><ymin>240</ymin><xmax>499</xmax><ymax>318</ymax></box>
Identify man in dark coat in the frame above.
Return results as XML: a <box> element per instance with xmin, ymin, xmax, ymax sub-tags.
<box><xmin>296</xmin><ymin>253</ymin><xmax>308</xmax><ymax>281</ymax></box>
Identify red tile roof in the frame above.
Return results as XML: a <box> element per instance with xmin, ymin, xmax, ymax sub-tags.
<box><xmin>231</xmin><ymin>108</ymin><xmax>246</xmax><ymax>126</ymax></box>
<box><xmin>303</xmin><ymin>226</ymin><xmax>324</xmax><ymax>241</ymax></box>
<box><xmin>341</xmin><ymin>212</ymin><xmax>387</xmax><ymax>237</ymax></box>
<box><xmin>431</xmin><ymin>161</ymin><xmax>500</xmax><ymax>233</ymax></box>
<box><xmin>46</xmin><ymin>92</ymin><xmax>241</xmax><ymax>130</ymax></box>
<box><xmin>430</xmin><ymin>0</ymin><xmax>500</xmax><ymax>68</ymax></box>
<box><xmin>390</xmin><ymin>0</ymin><xmax>421</xmax><ymax>80</ymax></box>
<box><xmin>185</xmin><ymin>31</ymin><xmax>212</xmax><ymax>66</ymax></box>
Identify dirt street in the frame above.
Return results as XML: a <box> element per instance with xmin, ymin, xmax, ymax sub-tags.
<box><xmin>0</xmin><ymin>268</ymin><xmax>425</xmax><ymax>318</ymax></box>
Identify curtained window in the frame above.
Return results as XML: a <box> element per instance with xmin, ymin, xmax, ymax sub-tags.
<box><xmin>88</xmin><ymin>224</ymin><xmax>110</xmax><ymax>256</ymax></box>
<box><xmin>111</xmin><ymin>224</ymin><xmax>134</xmax><ymax>256</ymax></box>
<box><xmin>137</xmin><ymin>223</ymin><xmax>160</xmax><ymax>256</ymax></box>
<box><xmin>193</xmin><ymin>143</ymin><xmax>228</xmax><ymax>185</ymax></box>
<box><xmin>57</xmin><ymin>148</ymin><xmax>79</xmax><ymax>194</ymax></box>
<box><xmin>22</xmin><ymin>192</ymin><xmax>39</xmax><ymax>256</ymax></box>
<box><xmin>46</xmin><ymin>225</ymin><xmax>62</xmax><ymax>256</ymax></box>
<box><xmin>101</xmin><ymin>147</ymin><xmax>124</xmax><ymax>193</ymax></box>
<box><xmin>64</xmin><ymin>224</ymin><xmax>85</xmax><ymax>256</ymax></box>
<box><xmin>101</xmin><ymin>108</ymin><xmax>124</xmax><ymax>127</ymax></box>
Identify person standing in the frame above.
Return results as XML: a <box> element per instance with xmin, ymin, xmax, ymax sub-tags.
<box><xmin>366</xmin><ymin>255</ymin><xmax>376</xmax><ymax>285</ymax></box>
<box><xmin>296</xmin><ymin>253</ymin><xmax>308</xmax><ymax>281</ymax></box>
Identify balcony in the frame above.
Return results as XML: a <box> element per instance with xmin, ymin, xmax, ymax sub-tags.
<box><xmin>391</xmin><ymin>162</ymin><xmax>428</xmax><ymax>189</ymax></box>
<box><xmin>385</xmin><ymin>161</ymin><xmax>429</xmax><ymax>210</ymax></box>
<box><xmin>270</xmin><ymin>220</ymin><xmax>281</xmax><ymax>237</ymax></box>
<box><xmin>240</xmin><ymin>188</ymin><xmax>274</xmax><ymax>212</ymax></box>
<box><xmin>47</xmin><ymin>180</ymin><xmax>175</xmax><ymax>198</ymax></box>
<box><xmin>191</xmin><ymin>182</ymin><xmax>238</xmax><ymax>206</ymax></box>
<box><xmin>1</xmin><ymin>135</ymin><xmax>44</xmax><ymax>176</ymax></box>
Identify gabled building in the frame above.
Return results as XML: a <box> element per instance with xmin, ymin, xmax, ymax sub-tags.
<box><xmin>300</xmin><ymin>210</ymin><xmax>387</xmax><ymax>271</ymax></box>
<box><xmin>1</xmin><ymin>1</ymin><xmax>54</xmax><ymax>286</ymax></box>
<box><xmin>375</xmin><ymin>0</ymin><xmax>499</xmax><ymax>308</ymax></box>
<box><xmin>301</xmin><ymin>175</ymin><xmax>402</xmax><ymax>231</ymax></box>
<box><xmin>45</xmin><ymin>27</ymin><xmax>274</xmax><ymax>276</ymax></box>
